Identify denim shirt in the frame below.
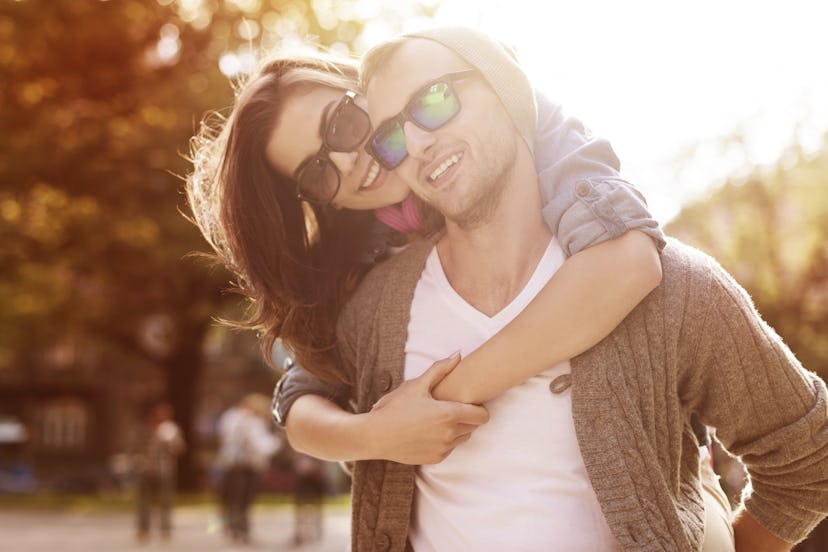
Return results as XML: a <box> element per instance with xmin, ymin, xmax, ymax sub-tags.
<box><xmin>274</xmin><ymin>89</ymin><xmax>666</xmax><ymax>426</ymax></box>
<box><xmin>533</xmin><ymin>89</ymin><xmax>664</xmax><ymax>255</ymax></box>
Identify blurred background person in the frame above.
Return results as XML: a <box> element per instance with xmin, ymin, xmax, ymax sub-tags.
<box><xmin>291</xmin><ymin>450</ymin><xmax>328</xmax><ymax>547</ymax></box>
<box><xmin>135</xmin><ymin>401</ymin><xmax>185</xmax><ymax>543</ymax></box>
<box><xmin>1</xmin><ymin>0</ymin><xmax>827</xmax><ymax>550</ymax></box>
<box><xmin>215</xmin><ymin>393</ymin><xmax>282</xmax><ymax>545</ymax></box>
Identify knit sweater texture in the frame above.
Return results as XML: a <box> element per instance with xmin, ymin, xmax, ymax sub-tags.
<box><xmin>281</xmin><ymin>238</ymin><xmax>828</xmax><ymax>551</ymax></box>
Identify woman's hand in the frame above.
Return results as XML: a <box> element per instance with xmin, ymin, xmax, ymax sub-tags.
<box><xmin>285</xmin><ymin>354</ymin><xmax>488</xmax><ymax>464</ymax></box>
<box><xmin>367</xmin><ymin>354</ymin><xmax>489</xmax><ymax>464</ymax></box>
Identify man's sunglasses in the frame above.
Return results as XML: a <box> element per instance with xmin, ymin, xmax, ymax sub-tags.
<box><xmin>294</xmin><ymin>90</ymin><xmax>371</xmax><ymax>205</ymax></box>
<box><xmin>366</xmin><ymin>69</ymin><xmax>478</xmax><ymax>171</ymax></box>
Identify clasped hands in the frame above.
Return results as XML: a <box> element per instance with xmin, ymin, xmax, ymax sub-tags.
<box><xmin>367</xmin><ymin>353</ymin><xmax>489</xmax><ymax>465</ymax></box>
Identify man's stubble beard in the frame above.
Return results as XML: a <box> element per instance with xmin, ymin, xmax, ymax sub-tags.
<box><xmin>443</xmin><ymin>128</ymin><xmax>519</xmax><ymax>231</ymax></box>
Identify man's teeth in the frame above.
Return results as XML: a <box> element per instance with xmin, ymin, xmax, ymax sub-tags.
<box><xmin>429</xmin><ymin>153</ymin><xmax>462</xmax><ymax>181</ymax></box>
<box><xmin>360</xmin><ymin>162</ymin><xmax>380</xmax><ymax>189</ymax></box>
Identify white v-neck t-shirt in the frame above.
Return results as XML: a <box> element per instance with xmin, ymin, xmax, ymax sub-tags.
<box><xmin>404</xmin><ymin>238</ymin><xmax>619</xmax><ymax>551</ymax></box>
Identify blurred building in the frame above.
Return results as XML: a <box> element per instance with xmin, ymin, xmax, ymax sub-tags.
<box><xmin>0</xmin><ymin>334</ymin><xmax>165</xmax><ymax>492</ymax></box>
<box><xmin>0</xmin><ymin>327</ymin><xmax>286</xmax><ymax>494</ymax></box>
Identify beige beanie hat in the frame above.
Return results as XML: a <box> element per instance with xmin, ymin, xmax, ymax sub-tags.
<box><xmin>404</xmin><ymin>26</ymin><xmax>538</xmax><ymax>152</ymax></box>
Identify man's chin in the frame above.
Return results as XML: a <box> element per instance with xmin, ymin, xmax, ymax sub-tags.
<box><xmin>442</xmin><ymin>191</ymin><xmax>501</xmax><ymax>230</ymax></box>
<box><xmin>442</xmin><ymin>207</ymin><xmax>489</xmax><ymax>230</ymax></box>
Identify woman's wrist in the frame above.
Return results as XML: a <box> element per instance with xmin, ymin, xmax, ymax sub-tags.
<box><xmin>354</xmin><ymin>408</ymin><xmax>398</xmax><ymax>461</ymax></box>
<box><xmin>286</xmin><ymin>395</ymin><xmax>379</xmax><ymax>462</ymax></box>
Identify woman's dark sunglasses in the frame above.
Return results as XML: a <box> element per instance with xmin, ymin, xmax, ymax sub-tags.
<box><xmin>365</xmin><ymin>69</ymin><xmax>478</xmax><ymax>170</ymax></box>
<box><xmin>294</xmin><ymin>90</ymin><xmax>372</xmax><ymax>205</ymax></box>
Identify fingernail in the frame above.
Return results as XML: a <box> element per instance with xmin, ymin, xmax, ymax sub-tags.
<box><xmin>448</xmin><ymin>350</ymin><xmax>462</xmax><ymax>359</ymax></box>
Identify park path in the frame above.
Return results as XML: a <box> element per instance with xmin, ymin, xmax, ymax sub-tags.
<box><xmin>0</xmin><ymin>503</ymin><xmax>350</xmax><ymax>552</ymax></box>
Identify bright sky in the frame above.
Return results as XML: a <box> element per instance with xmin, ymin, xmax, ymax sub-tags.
<box><xmin>362</xmin><ymin>0</ymin><xmax>828</xmax><ymax>222</ymax></box>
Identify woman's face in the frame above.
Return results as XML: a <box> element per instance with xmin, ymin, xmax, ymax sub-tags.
<box><xmin>266</xmin><ymin>85</ymin><xmax>410</xmax><ymax>211</ymax></box>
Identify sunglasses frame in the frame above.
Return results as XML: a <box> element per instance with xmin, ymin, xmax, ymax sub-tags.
<box><xmin>294</xmin><ymin>90</ymin><xmax>371</xmax><ymax>205</ymax></box>
<box><xmin>366</xmin><ymin>69</ymin><xmax>478</xmax><ymax>171</ymax></box>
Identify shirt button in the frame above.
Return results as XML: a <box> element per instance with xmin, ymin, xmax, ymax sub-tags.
<box><xmin>378</xmin><ymin>372</ymin><xmax>393</xmax><ymax>393</ymax></box>
<box><xmin>576</xmin><ymin>181</ymin><xmax>590</xmax><ymax>197</ymax></box>
<box><xmin>376</xmin><ymin>531</ymin><xmax>391</xmax><ymax>551</ymax></box>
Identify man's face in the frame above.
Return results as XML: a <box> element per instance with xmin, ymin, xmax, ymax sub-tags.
<box><xmin>365</xmin><ymin>39</ymin><xmax>519</xmax><ymax>228</ymax></box>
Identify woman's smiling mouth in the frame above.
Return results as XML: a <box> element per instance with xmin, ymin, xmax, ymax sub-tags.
<box><xmin>359</xmin><ymin>160</ymin><xmax>383</xmax><ymax>190</ymax></box>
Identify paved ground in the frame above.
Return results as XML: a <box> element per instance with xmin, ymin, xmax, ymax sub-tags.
<box><xmin>0</xmin><ymin>503</ymin><xmax>350</xmax><ymax>552</ymax></box>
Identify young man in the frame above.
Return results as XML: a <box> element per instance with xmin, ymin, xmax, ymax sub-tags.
<box><xmin>280</xmin><ymin>27</ymin><xmax>828</xmax><ymax>551</ymax></box>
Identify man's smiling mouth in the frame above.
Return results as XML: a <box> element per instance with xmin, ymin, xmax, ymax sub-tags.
<box><xmin>428</xmin><ymin>153</ymin><xmax>463</xmax><ymax>183</ymax></box>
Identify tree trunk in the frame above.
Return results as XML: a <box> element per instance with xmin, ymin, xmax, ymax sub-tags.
<box><xmin>166</xmin><ymin>318</ymin><xmax>209</xmax><ymax>491</ymax></box>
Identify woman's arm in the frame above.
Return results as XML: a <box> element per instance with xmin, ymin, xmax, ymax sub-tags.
<box><xmin>531</xmin><ymin>88</ymin><xmax>666</xmax><ymax>254</ymax></box>
<box><xmin>433</xmin><ymin>229</ymin><xmax>661</xmax><ymax>404</ymax></box>
<box><xmin>282</xmin><ymin>91</ymin><xmax>663</xmax><ymax>458</ymax></box>
<box><xmin>430</xmin><ymin>90</ymin><xmax>664</xmax><ymax>404</ymax></box>
<box><xmin>285</xmin><ymin>355</ymin><xmax>489</xmax><ymax>464</ymax></box>
<box><xmin>283</xmin><ymin>232</ymin><xmax>660</xmax><ymax>458</ymax></box>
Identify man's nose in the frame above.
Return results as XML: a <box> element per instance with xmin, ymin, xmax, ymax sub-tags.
<box><xmin>402</xmin><ymin>121</ymin><xmax>436</xmax><ymax>161</ymax></box>
<box><xmin>328</xmin><ymin>150</ymin><xmax>359</xmax><ymax>175</ymax></box>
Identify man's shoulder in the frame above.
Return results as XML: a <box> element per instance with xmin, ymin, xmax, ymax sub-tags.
<box><xmin>660</xmin><ymin>238</ymin><xmax>722</xmax><ymax>282</ymax></box>
<box><xmin>336</xmin><ymin>237</ymin><xmax>434</xmax><ymax>344</ymax></box>
<box><xmin>347</xmin><ymin>238</ymin><xmax>434</xmax><ymax>309</ymax></box>
<box><xmin>657</xmin><ymin>238</ymin><xmax>747</xmax><ymax>303</ymax></box>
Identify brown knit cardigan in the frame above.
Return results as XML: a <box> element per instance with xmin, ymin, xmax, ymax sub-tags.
<box><xmin>279</xmin><ymin>238</ymin><xmax>828</xmax><ymax>551</ymax></box>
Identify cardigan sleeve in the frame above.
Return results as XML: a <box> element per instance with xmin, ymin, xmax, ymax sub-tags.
<box><xmin>533</xmin><ymin>88</ymin><xmax>665</xmax><ymax>256</ymax></box>
<box><xmin>680</xmin><ymin>256</ymin><xmax>828</xmax><ymax>544</ymax></box>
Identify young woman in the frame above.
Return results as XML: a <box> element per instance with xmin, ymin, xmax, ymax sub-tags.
<box><xmin>187</xmin><ymin>53</ymin><xmax>664</xmax><ymax>463</ymax></box>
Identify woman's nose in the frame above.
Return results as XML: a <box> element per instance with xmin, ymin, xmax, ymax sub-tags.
<box><xmin>328</xmin><ymin>150</ymin><xmax>359</xmax><ymax>174</ymax></box>
<box><xmin>403</xmin><ymin>121</ymin><xmax>436</xmax><ymax>161</ymax></box>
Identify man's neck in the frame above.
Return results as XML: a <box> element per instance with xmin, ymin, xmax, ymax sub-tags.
<box><xmin>436</xmin><ymin>149</ymin><xmax>552</xmax><ymax>317</ymax></box>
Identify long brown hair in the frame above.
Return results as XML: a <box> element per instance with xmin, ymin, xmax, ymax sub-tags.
<box><xmin>187</xmin><ymin>53</ymin><xmax>376</xmax><ymax>384</ymax></box>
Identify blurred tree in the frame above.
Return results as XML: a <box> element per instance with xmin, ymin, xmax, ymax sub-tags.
<box><xmin>0</xmin><ymin>0</ymin><xmax>423</xmax><ymax>488</ymax></box>
<box><xmin>667</xmin><ymin>137</ymin><xmax>828</xmax><ymax>383</ymax></box>
<box><xmin>0</xmin><ymin>0</ymin><xmax>231</xmax><ymax>489</ymax></box>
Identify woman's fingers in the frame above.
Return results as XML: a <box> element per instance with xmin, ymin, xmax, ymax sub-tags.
<box><xmin>450</xmin><ymin>402</ymin><xmax>490</xmax><ymax>426</ymax></box>
<box><xmin>364</xmin><ymin>352</ymin><xmax>492</xmax><ymax>464</ymax></box>
<box><xmin>373</xmin><ymin>352</ymin><xmax>462</xmax><ymax>411</ymax></box>
<box><xmin>423</xmin><ymin>422</ymin><xmax>483</xmax><ymax>464</ymax></box>
<box><xmin>422</xmin><ymin>351</ymin><xmax>462</xmax><ymax>392</ymax></box>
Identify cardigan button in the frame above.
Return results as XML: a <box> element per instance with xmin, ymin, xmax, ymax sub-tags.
<box><xmin>376</xmin><ymin>531</ymin><xmax>391</xmax><ymax>551</ymax></box>
<box><xmin>549</xmin><ymin>374</ymin><xmax>572</xmax><ymax>394</ymax></box>
<box><xmin>378</xmin><ymin>372</ymin><xmax>393</xmax><ymax>393</ymax></box>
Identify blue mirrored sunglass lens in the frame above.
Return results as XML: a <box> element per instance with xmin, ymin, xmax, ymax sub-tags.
<box><xmin>411</xmin><ymin>83</ymin><xmax>459</xmax><ymax>129</ymax></box>
<box><xmin>373</xmin><ymin>122</ymin><xmax>407</xmax><ymax>167</ymax></box>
